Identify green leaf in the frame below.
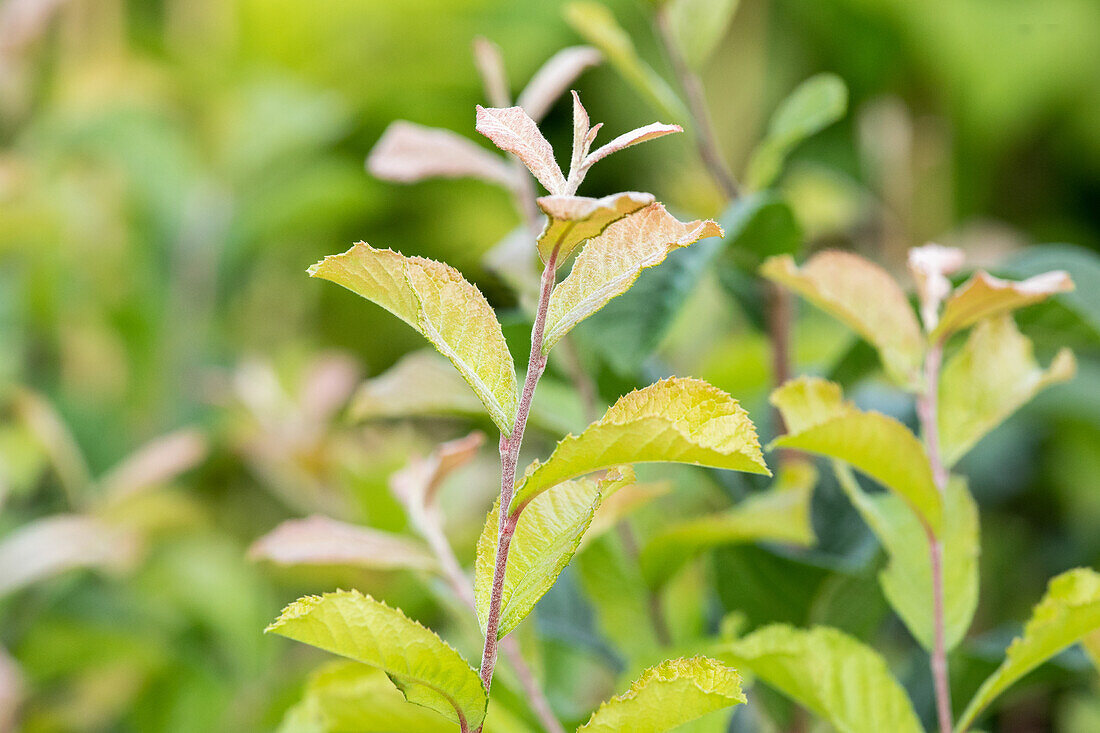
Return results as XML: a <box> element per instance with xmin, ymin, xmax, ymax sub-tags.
<box><xmin>746</xmin><ymin>74</ymin><xmax>848</xmax><ymax>191</ymax></box>
<box><xmin>510</xmin><ymin>377</ymin><xmax>769</xmax><ymax>515</ymax></box>
<box><xmin>536</xmin><ymin>191</ymin><xmax>654</xmax><ymax>265</ymax></box>
<box><xmin>956</xmin><ymin>568</ymin><xmax>1100</xmax><ymax>732</ymax></box>
<box><xmin>265</xmin><ymin>590</ymin><xmax>487</xmax><ymax>729</ymax></box>
<box><xmin>279</xmin><ymin>661</ymin><xmax>454</xmax><ymax>733</ymax></box>
<box><xmin>639</xmin><ymin>460</ymin><xmax>817</xmax><ymax>588</ymax></box>
<box><xmin>576</xmin><ymin>534</ymin><xmax>661</xmax><ymax>661</ymax></box>
<box><xmin>939</xmin><ymin>315</ymin><xmax>1076</xmax><ymax>467</ymax></box>
<box><xmin>714</xmin><ymin>625</ymin><xmax>922</xmax><ymax>733</ymax></box>
<box><xmin>760</xmin><ymin>252</ymin><xmax>924</xmax><ymax>387</ymax></box>
<box><xmin>543</xmin><ymin>203</ymin><xmax>722</xmax><ymax>352</ymax></box>
<box><xmin>474</xmin><ymin>468</ymin><xmax>632</xmax><ymax>638</ymax></box>
<box><xmin>834</xmin><ymin>464</ymin><xmax>978</xmax><ymax>651</ymax></box>
<box><xmin>932</xmin><ymin>268</ymin><xmax>1074</xmax><ymax>341</ymax></box>
<box><xmin>564</xmin><ymin>2</ymin><xmax>688</xmax><ymax>122</ymax></box>
<box><xmin>665</xmin><ymin>0</ymin><xmax>740</xmax><ymax>71</ymax></box>
<box><xmin>310</xmin><ymin>244</ymin><xmax>518</xmax><ymax>434</ymax></box>
<box><xmin>720</xmin><ymin>192</ymin><xmax>802</xmax><ymax>271</ymax></box>
<box><xmin>770</xmin><ymin>377</ymin><xmax>941</xmax><ymax>532</ymax></box>
<box><xmin>578</xmin><ymin>657</ymin><xmax>745</xmax><ymax>733</ymax></box>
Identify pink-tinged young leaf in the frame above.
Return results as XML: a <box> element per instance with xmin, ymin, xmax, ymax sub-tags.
<box><xmin>367</xmin><ymin>120</ymin><xmax>519</xmax><ymax>190</ymax></box>
<box><xmin>535</xmin><ymin>191</ymin><xmax>655</xmax><ymax>265</ymax></box>
<box><xmin>99</xmin><ymin>428</ymin><xmax>207</xmax><ymax>503</ymax></box>
<box><xmin>584</xmin><ymin>122</ymin><xmax>683</xmax><ymax>169</ymax></box>
<box><xmin>475</xmin><ymin>105</ymin><xmax>567</xmax><ymax>194</ymax></box>
<box><xmin>543</xmin><ymin>203</ymin><xmax>722</xmax><ymax>352</ymax></box>
<box><xmin>300</xmin><ymin>352</ymin><xmax>361</xmax><ymax>423</ymax></box>
<box><xmin>390</xmin><ymin>431</ymin><xmax>485</xmax><ymax>507</ymax></box>
<box><xmin>0</xmin><ymin>515</ymin><xmax>139</xmax><ymax>597</ymax></box>
<box><xmin>932</xmin><ymin>269</ymin><xmax>1074</xmax><ymax>340</ymax></box>
<box><xmin>309</xmin><ymin>244</ymin><xmax>518</xmax><ymax>434</ymax></box>
<box><xmin>570</xmin><ymin>90</ymin><xmax>592</xmax><ymax>175</ymax></box>
<box><xmin>0</xmin><ymin>646</ymin><xmax>20</xmax><ymax>733</ymax></box>
<box><xmin>518</xmin><ymin>46</ymin><xmax>602</xmax><ymax>123</ymax></box>
<box><xmin>248</xmin><ymin>515</ymin><xmax>438</xmax><ymax>572</ymax></box>
<box><xmin>908</xmin><ymin>244</ymin><xmax>965</xmax><ymax>332</ymax></box>
<box><xmin>472</xmin><ymin>36</ymin><xmax>510</xmax><ymax>108</ymax></box>
<box><xmin>761</xmin><ymin>252</ymin><xmax>925</xmax><ymax>387</ymax></box>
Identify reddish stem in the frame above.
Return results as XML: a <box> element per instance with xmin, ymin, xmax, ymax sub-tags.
<box><xmin>916</xmin><ymin>339</ymin><xmax>953</xmax><ymax>733</ymax></box>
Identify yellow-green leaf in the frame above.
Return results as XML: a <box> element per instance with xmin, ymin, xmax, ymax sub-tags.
<box><xmin>770</xmin><ymin>377</ymin><xmax>941</xmax><ymax>532</ymax></box>
<box><xmin>509</xmin><ymin>377</ymin><xmax>769</xmax><ymax>515</ymax></box>
<box><xmin>278</xmin><ymin>661</ymin><xmax>454</xmax><ymax>733</ymax></box>
<box><xmin>665</xmin><ymin>0</ymin><xmax>741</xmax><ymax>71</ymax></box>
<box><xmin>536</xmin><ymin>191</ymin><xmax>654</xmax><ymax>265</ymax></box>
<box><xmin>309</xmin><ymin>244</ymin><xmax>518</xmax><ymax>434</ymax></box>
<box><xmin>639</xmin><ymin>460</ymin><xmax>817</xmax><ymax>589</ymax></box>
<box><xmin>932</xmin><ymin>269</ymin><xmax>1074</xmax><ymax>340</ymax></box>
<box><xmin>834</xmin><ymin>464</ymin><xmax>978</xmax><ymax>651</ymax></box>
<box><xmin>265</xmin><ymin>590</ymin><xmax>487</xmax><ymax>729</ymax></box>
<box><xmin>761</xmin><ymin>252</ymin><xmax>924</xmax><ymax>387</ymax></box>
<box><xmin>714</xmin><ymin>625</ymin><xmax>922</xmax><ymax>733</ymax></box>
<box><xmin>956</xmin><ymin>568</ymin><xmax>1100</xmax><ymax>732</ymax></box>
<box><xmin>578</xmin><ymin>657</ymin><xmax>745</xmax><ymax>733</ymax></box>
<box><xmin>475</xmin><ymin>468</ymin><xmax>632</xmax><ymax>638</ymax></box>
<box><xmin>543</xmin><ymin>204</ymin><xmax>722</xmax><ymax>352</ymax></box>
<box><xmin>939</xmin><ymin>315</ymin><xmax>1075</xmax><ymax>467</ymax></box>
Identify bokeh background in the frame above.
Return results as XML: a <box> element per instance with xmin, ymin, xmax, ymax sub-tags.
<box><xmin>1</xmin><ymin>0</ymin><xmax>1098</xmax><ymax>731</ymax></box>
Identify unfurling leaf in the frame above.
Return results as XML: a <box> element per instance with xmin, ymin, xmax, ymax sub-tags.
<box><xmin>367</xmin><ymin>121</ymin><xmax>519</xmax><ymax>190</ymax></box>
<box><xmin>536</xmin><ymin>191</ymin><xmax>654</xmax><ymax>265</ymax></box>
<box><xmin>266</xmin><ymin>590</ymin><xmax>487</xmax><ymax>729</ymax></box>
<box><xmin>517</xmin><ymin>46</ymin><xmax>603</xmax><ymax>123</ymax></box>
<box><xmin>939</xmin><ymin>315</ymin><xmax>1075</xmax><ymax>467</ymax></box>
<box><xmin>472</xmin><ymin>36</ymin><xmax>509</xmax><ymax>108</ymax></box>
<box><xmin>543</xmin><ymin>204</ymin><xmax>722</xmax><ymax>352</ymax></box>
<box><xmin>564</xmin><ymin>2</ymin><xmax>688</xmax><ymax>122</ymax></box>
<box><xmin>956</xmin><ymin>568</ymin><xmax>1100</xmax><ymax>732</ymax></box>
<box><xmin>390</xmin><ymin>431</ymin><xmax>485</xmax><ymax>508</ymax></box>
<box><xmin>835</xmin><ymin>464</ymin><xmax>978</xmax><ymax>651</ymax></box>
<box><xmin>475</xmin><ymin>468</ymin><xmax>632</xmax><ymax>638</ymax></box>
<box><xmin>907</xmin><ymin>244</ymin><xmax>966</xmax><ymax>332</ymax></box>
<box><xmin>714</xmin><ymin>625</ymin><xmax>923</xmax><ymax>733</ymax></box>
<box><xmin>770</xmin><ymin>377</ymin><xmax>941</xmax><ymax>532</ymax></box>
<box><xmin>578</xmin><ymin>657</ymin><xmax>745</xmax><ymax>733</ymax></box>
<box><xmin>583</xmin><ymin>122</ymin><xmax>683</xmax><ymax>168</ymax></box>
<box><xmin>761</xmin><ymin>252</ymin><xmax>924</xmax><ymax>387</ymax></box>
<box><xmin>932</xmin><ymin>269</ymin><xmax>1074</xmax><ymax>340</ymax></box>
<box><xmin>309</xmin><ymin>244</ymin><xmax>518</xmax><ymax>434</ymax></box>
<box><xmin>248</xmin><ymin>515</ymin><xmax>439</xmax><ymax>573</ymax></box>
<box><xmin>475</xmin><ymin>105</ymin><xmax>567</xmax><ymax>194</ymax></box>
<box><xmin>746</xmin><ymin>73</ymin><xmax>848</xmax><ymax>191</ymax></box>
<box><xmin>639</xmin><ymin>460</ymin><xmax>817</xmax><ymax>589</ymax></box>
<box><xmin>666</xmin><ymin>0</ymin><xmax>741</xmax><ymax>71</ymax></box>
<box><xmin>509</xmin><ymin>377</ymin><xmax>768</xmax><ymax>515</ymax></box>
<box><xmin>279</xmin><ymin>661</ymin><xmax>454</xmax><ymax>733</ymax></box>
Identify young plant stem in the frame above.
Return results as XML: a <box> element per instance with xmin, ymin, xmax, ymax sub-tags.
<box><xmin>916</xmin><ymin>339</ymin><xmax>953</xmax><ymax>733</ymax></box>
<box><xmin>652</xmin><ymin>6</ymin><xmax>794</xmax><ymax>449</ymax></box>
<box><xmin>478</xmin><ymin>246</ymin><xmax>560</xmax><ymax>704</ymax></box>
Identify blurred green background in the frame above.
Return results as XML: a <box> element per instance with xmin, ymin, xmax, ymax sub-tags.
<box><xmin>1</xmin><ymin>0</ymin><xmax>1098</xmax><ymax>730</ymax></box>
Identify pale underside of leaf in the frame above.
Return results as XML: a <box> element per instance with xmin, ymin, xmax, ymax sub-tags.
<box><xmin>578</xmin><ymin>657</ymin><xmax>745</xmax><ymax>733</ymax></box>
<box><xmin>938</xmin><ymin>315</ymin><xmax>1075</xmax><ymax>467</ymax></box>
<box><xmin>907</xmin><ymin>244</ymin><xmax>965</xmax><ymax>332</ymax></box>
<box><xmin>770</xmin><ymin>377</ymin><xmax>942</xmax><ymax>532</ymax></box>
<box><xmin>390</xmin><ymin>431</ymin><xmax>484</xmax><ymax>508</ymax></box>
<box><xmin>266</xmin><ymin>590</ymin><xmax>487</xmax><ymax>728</ymax></box>
<box><xmin>98</xmin><ymin>428</ymin><xmax>208</xmax><ymax>502</ymax></box>
<box><xmin>543</xmin><ymin>203</ymin><xmax>723</xmax><ymax>352</ymax></box>
<box><xmin>348</xmin><ymin>349</ymin><xmax>485</xmax><ymax>422</ymax></box>
<box><xmin>367</xmin><ymin>120</ymin><xmax>520</xmax><ymax>190</ymax></box>
<box><xmin>509</xmin><ymin>377</ymin><xmax>769</xmax><ymax>516</ymax></box>
<box><xmin>956</xmin><ymin>568</ymin><xmax>1100</xmax><ymax>732</ymax></box>
<box><xmin>309</xmin><ymin>243</ymin><xmax>518</xmax><ymax>434</ymax></box>
<box><xmin>475</xmin><ymin>469</ymin><xmax>631</xmax><ymax>638</ymax></box>
<box><xmin>760</xmin><ymin>252</ymin><xmax>924</xmax><ymax>387</ymax></box>
<box><xmin>715</xmin><ymin>625</ymin><xmax>923</xmax><ymax>733</ymax></box>
<box><xmin>248</xmin><ymin>515</ymin><xmax>439</xmax><ymax>573</ymax></box>
<box><xmin>517</xmin><ymin>46</ymin><xmax>603</xmax><ymax>123</ymax></box>
<box><xmin>933</xmin><ymin>269</ymin><xmax>1074</xmax><ymax>340</ymax></box>
<box><xmin>639</xmin><ymin>460</ymin><xmax>818</xmax><ymax>589</ymax></box>
<box><xmin>584</xmin><ymin>122</ymin><xmax>683</xmax><ymax>168</ymax></box>
<box><xmin>0</xmin><ymin>514</ymin><xmax>139</xmax><ymax>598</ymax></box>
<box><xmin>835</xmin><ymin>464</ymin><xmax>978</xmax><ymax>651</ymax></box>
<box><xmin>475</xmin><ymin>105</ymin><xmax>567</xmax><ymax>194</ymax></box>
<box><xmin>535</xmin><ymin>191</ymin><xmax>654</xmax><ymax>264</ymax></box>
